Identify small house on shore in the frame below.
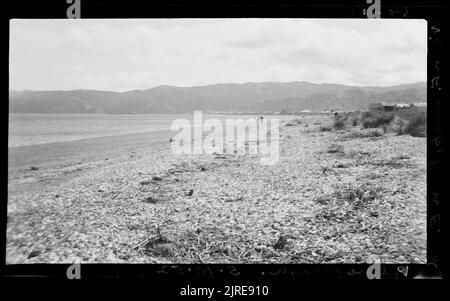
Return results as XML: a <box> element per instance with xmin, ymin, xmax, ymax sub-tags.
<box><xmin>368</xmin><ymin>102</ymin><xmax>427</xmax><ymax>113</ymax></box>
<box><xmin>395</xmin><ymin>103</ymin><xmax>413</xmax><ymax>109</ymax></box>
<box><xmin>368</xmin><ymin>102</ymin><xmax>395</xmax><ymax>112</ymax></box>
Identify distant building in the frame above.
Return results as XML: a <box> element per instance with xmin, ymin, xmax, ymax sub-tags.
<box><xmin>395</xmin><ymin>103</ymin><xmax>413</xmax><ymax>109</ymax></box>
<box><xmin>369</xmin><ymin>102</ymin><xmax>395</xmax><ymax>112</ymax></box>
<box><xmin>368</xmin><ymin>102</ymin><xmax>427</xmax><ymax>113</ymax></box>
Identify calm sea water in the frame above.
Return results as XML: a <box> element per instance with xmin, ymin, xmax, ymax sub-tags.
<box><xmin>8</xmin><ymin>113</ymin><xmax>290</xmax><ymax>147</ymax></box>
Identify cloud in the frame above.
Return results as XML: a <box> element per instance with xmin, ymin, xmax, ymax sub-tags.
<box><xmin>9</xmin><ymin>18</ymin><xmax>427</xmax><ymax>91</ymax></box>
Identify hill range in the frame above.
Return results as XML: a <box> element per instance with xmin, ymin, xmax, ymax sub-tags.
<box><xmin>9</xmin><ymin>81</ymin><xmax>426</xmax><ymax>114</ymax></box>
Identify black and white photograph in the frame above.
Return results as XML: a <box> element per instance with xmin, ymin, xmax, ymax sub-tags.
<box><xmin>7</xmin><ymin>18</ymin><xmax>428</xmax><ymax>265</ymax></box>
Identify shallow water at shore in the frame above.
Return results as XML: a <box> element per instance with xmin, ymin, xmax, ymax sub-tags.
<box><xmin>8</xmin><ymin>113</ymin><xmax>293</xmax><ymax>172</ymax></box>
<box><xmin>8</xmin><ymin>113</ymin><xmax>188</xmax><ymax>147</ymax></box>
<box><xmin>9</xmin><ymin>113</ymin><xmax>293</xmax><ymax>147</ymax></box>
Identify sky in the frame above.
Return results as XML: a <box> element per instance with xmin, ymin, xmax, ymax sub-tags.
<box><xmin>9</xmin><ymin>18</ymin><xmax>427</xmax><ymax>92</ymax></box>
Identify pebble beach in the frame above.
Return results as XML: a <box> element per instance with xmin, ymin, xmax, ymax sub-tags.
<box><xmin>6</xmin><ymin>114</ymin><xmax>427</xmax><ymax>264</ymax></box>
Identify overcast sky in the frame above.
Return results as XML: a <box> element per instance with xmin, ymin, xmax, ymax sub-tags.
<box><xmin>10</xmin><ymin>19</ymin><xmax>427</xmax><ymax>91</ymax></box>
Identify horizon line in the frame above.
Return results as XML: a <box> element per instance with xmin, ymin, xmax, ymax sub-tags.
<box><xmin>9</xmin><ymin>80</ymin><xmax>427</xmax><ymax>93</ymax></box>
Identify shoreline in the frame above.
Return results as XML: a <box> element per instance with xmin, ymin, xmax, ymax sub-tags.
<box><xmin>8</xmin><ymin>129</ymin><xmax>174</xmax><ymax>172</ymax></box>
<box><xmin>8</xmin><ymin>128</ymin><xmax>173</xmax><ymax>148</ymax></box>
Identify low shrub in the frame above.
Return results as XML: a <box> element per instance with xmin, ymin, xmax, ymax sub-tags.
<box><xmin>342</xmin><ymin>130</ymin><xmax>383</xmax><ymax>140</ymax></box>
<box><xmin>362</xmin><ymin>112</ymin><xmax>395</xmax><ymax>129</ymax></box>
<box><xmin>403</xmin><ymin>113</ymin><xmax>427</xmax><ymax>137</ymax></box>
<box><xmin>333</xmin><ymin>119</ymin><xmax>345</xmax><ymax>130</ymax></box>
<box><xmin>327</xmin><ymin>143</ymin><xmax>345</xmax><ymax>154</ymax></box>
<box><xmin>334</xmin><ymin>183</ymin><xmax>384</xmax><ymax>205</ymax></box>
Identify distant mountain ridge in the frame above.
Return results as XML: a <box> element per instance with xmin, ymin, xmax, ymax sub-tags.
<box><xmin>9</xmin><ymin>81</ymin><xmax>426</xmax><ymax>114</ymax></box>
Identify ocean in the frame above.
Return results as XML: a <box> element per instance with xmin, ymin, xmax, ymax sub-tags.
<box><xmin>8</xmin><ymin>113</ymin><xmax>290</xmax><ymax>147</ymax></box>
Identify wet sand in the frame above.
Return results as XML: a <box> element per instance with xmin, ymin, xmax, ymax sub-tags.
<box><xmin>8</xmin><ymin>129</ymin><xmax>173</xmax><ymax>173</ymax></box>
